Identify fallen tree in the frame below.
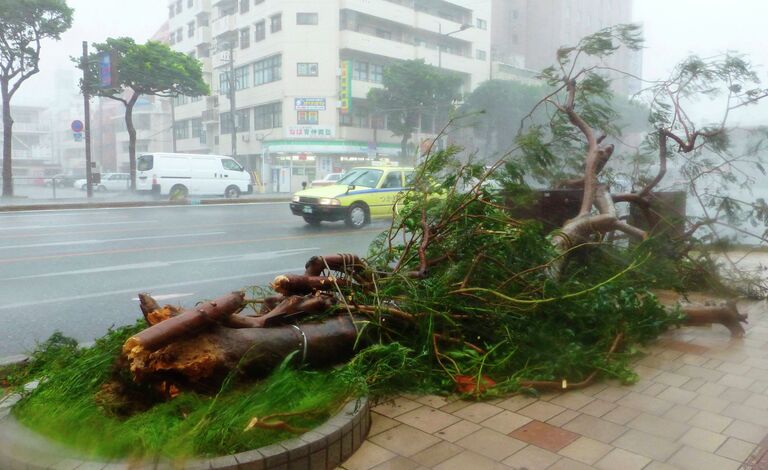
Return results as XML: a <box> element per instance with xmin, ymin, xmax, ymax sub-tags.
<box><xmin>106</xmin><ymin>25</ymin><xmax>765</xmax><ymax>401</ymax></box>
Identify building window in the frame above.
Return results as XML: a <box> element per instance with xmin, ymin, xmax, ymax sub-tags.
<box><xmin>270</xmin><ymin>13</ymin><xmax>282</xmax><ymax>33</ymax></box>
<box><xmin>198</xmin><ymin>13</ymin><xmax>209</xmax><ymax>26</ymax></box>
<box><xmin>239</xmin><ymin>0</ymin><xmax>249</xmax><ymax>14</ymax></box>
<box><xmin>353</xmin><ymin>61</ymin><xmax>368</xmax><ymax>81</ymax></box>
<box><xmin>376</xmin><ymin>29</ymin><xmax>391</xmax><ymax>40</ymax></box>
<box><xmin>254</xmin><ymin>0</ymin><xmax>264</xmax><ymax>4</ymax></box>
<box><xmin>234</xmin><ymin>65</ymin><xmax>249</xmax><ymax>90</ymax></box>
<box><xmin>370</xmin><ymin>64</ymin><xmax>384</xmax><ymax>83</ymax></box>
<box><xmin>512</xmin><ymin>9</ymin><xmax>519</xmax><ymax>19</ymax></box>
<box><xmin>173</xmin><ymin>94</ymin><xmax>189</xmax><ymax>106</ymax></box>
<box><xmin>198</xmin><ymin>44</ymin><xmax>210</xmax><ymax>57</ymax></box>
<box><xmin>476</xmin><ymin>49</ymin><xmax>486</xmax><ymax>60</ymax></box>
<box><xmin>296</xmin><ymin>12</ymin><xmax>318</xmax><ymax>25</ymax></box>
<box><xmin>254</xmin><ymin>102</ymin><xmax>282</xmax><ymax>129</ymax></box>
<box><xmin>191</xmin><ymin>119</ymin><xmax>202</xmax><ymax>138</ymax></box>
<box><xmin>254</xmin><ymin>20</ymin><xmax>265</xmax><ymax>41</ymax></box>
<box><xmin>188</xmin><ymin>21</ymin><xmax>195</xmax><ymax>38</ymax></box>
<box><xmin>253</xmin><ymin>54</ymin><xmax>282</xmax><ymax>85</ymax></box>
<box><xmin>176</xmin><ymin>0</ymin><xmax>182</xmax><ymax>14</ymax></box>
<box><xmin>297</xmin><ymin>62</ymin><xmax>318</xmax><ymax>76</ymax></box>
<box><xmin>476</xmin><ymin>18</ymin><xmax>487</xmax><ymax>30</ymax></box>
<box><xmin>240</xmin><ymin>27</ymin><xmax>250</xmax><ymax>48</ymax></box>
<box><xmin>174</xmin><ymin>120</ymin><xmax>189</xmax><ymax>140</ymax></box>
<box><xmin>176</xmin><ymin>28</ymin><xmax>183</xmax><ymax>42</ymax></box>
<box><xmin>168</xmin><ymin>5</ymin><xmax>175</xmax><ymax>18</ymax></box>
<box><xmin>187</xmin><ymin>0</ymin><xmax>193</xmax><ymax>7</ymax></box>
<box><xmin>297</xmin><ymin>111</ymin><xmax>318</xmax><ymax>125</ymax></box>
<box><xmin>219</xmin><ymin>71</ymin><xmax>231</xmax><ymax>95</ymax></box>
<box><xmin>236</xmin><ymin>109</ymin><xmax>250</xmax><ymax>131</ymax></box>
<box><xmin>220</xmin><ymin>112</ymin><xmax>233</xmax><ymax>134</ymax></box>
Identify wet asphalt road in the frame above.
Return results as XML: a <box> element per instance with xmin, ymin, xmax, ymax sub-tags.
<box><xmin>0</xmin><ymin>203</ymin><xmax>384</xmax><ymax>357</ymax></box>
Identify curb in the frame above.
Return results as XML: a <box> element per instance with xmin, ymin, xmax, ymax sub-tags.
<box><xmin>0</xmin><ymin>197</ymin><xmax>291</xmax><ymax>212</ymax></box>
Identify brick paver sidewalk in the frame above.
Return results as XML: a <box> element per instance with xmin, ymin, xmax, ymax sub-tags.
<box><xmin>342</xmin><ymin>298</ymin><xmax>768</xmax><ymax>469</ymax></box>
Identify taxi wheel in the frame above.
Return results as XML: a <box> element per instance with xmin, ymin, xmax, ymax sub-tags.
<box><xmin>303</xmin><ymin>215</ymin><xmax>322</xmax><ymax>226</ymax></box>
<box><xmin>345</xmin><ymin>203</ymin><xmax>368</xmax><ymax>229</ymax></box>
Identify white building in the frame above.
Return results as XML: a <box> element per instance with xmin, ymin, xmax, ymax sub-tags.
<box><xmin>0</xmin><ymin>105</ymin><xmax>55</xmax><ymax>182</ymax></box>
<box><xmin>167</xmin><ymin>0</ymin><xmax>492</xmax><ymax>192</ymax></box>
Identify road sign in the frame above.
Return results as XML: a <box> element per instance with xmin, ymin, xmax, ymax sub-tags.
<box><xmin>71</xmin><ymin>120</ymin><xmax>84</xmax><ymax>133</ymax></box>
<box><xmin>73</xmin><ymin>132</ymin><xmax>83</xmax><ymax>142</ymax></box>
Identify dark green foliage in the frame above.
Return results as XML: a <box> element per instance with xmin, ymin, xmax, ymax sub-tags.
<box><xmin>9</xmin><ymin>323</ymin><xmax>358</xmax><ymax>459</ymax></box>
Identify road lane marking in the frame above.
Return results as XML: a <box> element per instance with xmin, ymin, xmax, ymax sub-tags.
<box><xmin>1</xmin><ymin>247</ymin><xmax>319</xmax><ymax>281</ymax></box>
<box><xmin>0</xmin><ymin>268</ymin><xmax>304</xmax><ymax>311</ymax></box>
<box><xmin>131</xmin><ymin>293</ymin><xmax>194</xmax><ymax>302</ymax></box>
<box><xmin>0</xmin><ymin>201</ymin><xmax>287</xmax><ymax>215</ymax></box>
<box><xmin>0</xmin><ymin>217</ymin><xmax>297</xmax><ymax>240</ymax></box>
<box><xmin>0</xmin><ymin>220</ymin><xmax>156</xmax><ymax>231</ymax></box>
<box><xmin>0</xmin><ymin>229</ymin><xmax>379</xmax><ymax>264</ymax></box>
<box><xmin>0</xmin><ymin>232</ymin><xmax>226</xmax><ymax>250</ymax></box>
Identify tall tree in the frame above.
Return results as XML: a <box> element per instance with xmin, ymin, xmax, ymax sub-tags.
<box><xmin>367</xmin><ymin>59</ymin><xmax>462</xmax><ymax>160</ymax></box>
<box><xmin>0</xmin><ymin>0</ymin><xmax>73</xmax><ymax>197</ymax></box>
<box><xmin>81</xmin><ymin>38</ymin><xmax>209</xmax><ymax>190</ymax></box>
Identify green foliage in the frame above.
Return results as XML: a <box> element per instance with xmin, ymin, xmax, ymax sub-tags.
<box><xmin>83</xmin><ymin>37</ymin><xmax>209</xmax><ymax>99</ymax></box>
<box><xmin>10</xmin><ymin>324</ymin><xmax>358</xmax><ymax>459</ymax></box>
<box><xmin>367</xmin><ymin>59</ymin><xmax>463</xmax><ymax>157</ymax></box>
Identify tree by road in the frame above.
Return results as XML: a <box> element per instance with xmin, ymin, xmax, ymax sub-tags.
<box><xmin>367</xmin><ymin>59</ymin><xmax>462</xmax><ymax>161</ymax></box>
<box><xmin>0</xmin><ymin>0</ymin><xmax>73</xmax><ymax>197</ymax></box>
<box><xmin>81</xmin><ymin>38</ymin><xmax>209</xmax><ymax>190</ymax></box>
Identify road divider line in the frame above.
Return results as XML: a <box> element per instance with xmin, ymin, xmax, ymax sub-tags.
<box><xmin>0</xmin><ymin>268</ymin><xmax>304</xmax><ymax>311</ymax></box>
<box><xmin>1</xmin><ymin>247</ymin><xmax>319</xmax><ymax>281</ymax></box>
<box><xmin>0</xmin><ymin>231</ymin><xmax>226</xmax><ymax>250</ymax></box>
<box><xmin>0</xmin><ymin>229</ymin><xmax>380</xmax><ymax>264</ymax></box>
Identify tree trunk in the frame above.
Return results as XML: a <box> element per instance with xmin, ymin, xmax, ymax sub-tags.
<box><xmin>125</xmin><ymin>91</ymin><xmax>139</xmax><ymax>191</ymax></box>
<box><xmin>123</xmin><ymin>315</ymin><xmax>360</xmax><ymax>391</ymax></box>
<box><xmin>1</xmin><ymin>80</ymin><xmax>13</xmax><ymax>198</ymax></box>
<box><xmin>401</xmin><ymin>134</ymin><xmax>409</xmax><ymax>162</ymax></box>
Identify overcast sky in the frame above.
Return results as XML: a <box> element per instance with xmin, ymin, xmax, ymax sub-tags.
<box><xmin>14</xmin><ymin>0</ymin><xmax>768</xmax><ymax>124</ymax></box>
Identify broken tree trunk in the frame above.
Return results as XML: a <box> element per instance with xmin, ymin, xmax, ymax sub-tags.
<box><xmin>681</xmin><ymin>301</ymin><xmax>748</xmax><ymax>338</ymax></box>
<box><xmin>124</xmin><ymin>315</ymin><xmax>360</xmax><ymax>389</ymax></box>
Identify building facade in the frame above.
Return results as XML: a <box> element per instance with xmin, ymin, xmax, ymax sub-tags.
<box><xmin>491</xmin><ymin>0</ymin><xmax>641</xmax><ymax>96</ymax></box>
<box><xmin>168</xmin><ymin>0</ymin><xmax>492</xmax><ymax>193</ymax></box>
<box><xmin>0</xmin><ymin>105</ymin><xmax>56</xmax><ymax>182</ymax></box>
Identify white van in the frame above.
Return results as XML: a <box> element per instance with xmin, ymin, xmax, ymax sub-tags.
<box><xmin>136</xmin><ymin>153</ymin><xmax>253</xmax><ymax>199</ymax></box>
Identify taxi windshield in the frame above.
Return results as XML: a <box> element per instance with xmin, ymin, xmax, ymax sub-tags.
<box><xmin>337</xmin><ymin>169</ymin><xmax>383</xmax><ymax>188</ymax></box>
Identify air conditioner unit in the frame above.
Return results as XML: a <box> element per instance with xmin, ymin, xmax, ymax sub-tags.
<box><xmin>242</xmin><ymin>135</ymin><xmax>250</xmax><ymax>142</ymax></box>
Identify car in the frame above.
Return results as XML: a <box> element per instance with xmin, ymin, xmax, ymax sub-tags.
<box><xmin>44</xmin><ymin>173</ymin><xmax>82</xmax><ymax>188</ymax></box>
<box><xmin>290</xmin><ymin>166</ymin><xmax>415</xmax><ymax>228</ymax></box>
<box><xmin>76</xmin><ymin>173</ymin><xmax>131</xmax><ymax>192</ymax></box>
<box><xmin>310</xmin><ymin>172</ymin><xmax>344</xmax><ymax>188</ymax></box>
<box><xmin>135</xmin><ymin>153</ymin><xmax>253</xmax><ymax>199</ymax></box>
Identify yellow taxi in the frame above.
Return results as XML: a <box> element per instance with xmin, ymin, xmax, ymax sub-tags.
<box><xmin>290</xmin><ymin>166</ymin><xmax>416</xmax><ymax>228</ymax></box>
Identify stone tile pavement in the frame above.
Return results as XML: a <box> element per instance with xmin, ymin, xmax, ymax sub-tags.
<box><xmin>340</xmin><ymin>298</ymin><xmax>768</xmax><ymax>469</ymax></box>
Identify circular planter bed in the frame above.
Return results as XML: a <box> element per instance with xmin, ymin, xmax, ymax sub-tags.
<box><xmin>0</xmin><ymin>390</ymin><xmax>370</xmax><ymax>470</ymax></box>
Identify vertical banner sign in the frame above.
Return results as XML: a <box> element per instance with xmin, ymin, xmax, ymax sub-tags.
<box><xmin>339</xmin><ymin>60</ymin><xmax>352</xmax><ymax>115</ymax></box>
<box><xmin>97</xmin><ymin>51</ymin><xmax>118</xmax><ymax>89</ymax></box>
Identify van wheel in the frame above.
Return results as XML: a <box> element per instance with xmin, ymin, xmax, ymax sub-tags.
<box><xmin>345</xmin><ymin>203</ymin><xmax>369</xmax><ymax>229</ymax></box>
<box><xmin>225</xmin><ymin>185</ymin><xmax>241</xmax><ymax>199</ymax></box>
<box><xmin>169</xmin><ymin>184</ymin><xmax>188</xmax><ymax>200</ymax></box>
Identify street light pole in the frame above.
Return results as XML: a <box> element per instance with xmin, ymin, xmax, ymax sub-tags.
<box><xmin>437</xmin><ymin>23</ymin><xmax>471</xmax><ymax>69</ymax></box>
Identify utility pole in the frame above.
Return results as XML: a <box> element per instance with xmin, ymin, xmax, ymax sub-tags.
<box><xmin>228</xmin><ymin>42</ymin><xmax>237</xmax><ymax>159</ymax></box>
<box><xmin>81</xmin><ymin>41</ymin><xmax>93</xmax><ymax>199</ymax></box>
<box><xmin>170</xmin><ymin>97</ymin><xmax>177</xmax><ymax>152</ymax></box>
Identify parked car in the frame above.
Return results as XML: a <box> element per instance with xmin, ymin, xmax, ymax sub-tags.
<box><xmin>76</xmin><ymin>173</ymin><xmax>131</xmax><ymax>192</ymax></box>
<box><xmin>310</xmin><ymin>172</ymin><xmax>344</xmax><ymax>188</ymax></box>
<box><xmin>135</xmin><ymin>153</ymin><xmax>253</xmax><ymax>199</ymax></box>
<box><xmin>44</xmin><ymin>173</ymin><xmax>81</xmax><ymax>188</ymax></box>
<box><xmin>290</xmin><ymin>166</ymin><xmax>415</xmax><ymax>228</ymax></box>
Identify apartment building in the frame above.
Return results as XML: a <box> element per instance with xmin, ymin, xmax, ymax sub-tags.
<box><xmin>168</xmin><ymin>0</ymin><xmax>491</xmax><ymax>192</ymax></box>
<box><xmin>492</xmin><ymin>0</ymin><xmax>642</xmax><ymax>96</ymax></box>
<box><xmin>0</xmin><ymin>105</ymin><xmax>55</xmax><ymax>180</ymax></box>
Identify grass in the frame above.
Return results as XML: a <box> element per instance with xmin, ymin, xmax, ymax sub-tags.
<box><xmin>5</xmin><ymin>322</ymin><xmax>359</xmax><ymax>460</ymax></box>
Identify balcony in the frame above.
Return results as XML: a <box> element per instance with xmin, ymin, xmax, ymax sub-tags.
<box><xmin>341</xmin><ymin>0</ymin><xmax>469</xmax><ymax>36</ymax></box>
<box><xmin>211</xmin><ymin>14</ymin><xmax>237</xmax><ymax>39</ymax></box>
<box><xmin>202</xmin><ymin>108</ymin><xmax>219</xmax><ymax>123</ymax></box>
<box><xmin>195</xmin><ymin>25</ymin><xmax>211</xmax><ymax>46</ymax></box>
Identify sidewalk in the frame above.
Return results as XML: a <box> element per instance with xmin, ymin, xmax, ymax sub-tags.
<box><xmin>345</xmin><ymin>297</ymin><xmax>768</xmax><ymax>469</ymax></box>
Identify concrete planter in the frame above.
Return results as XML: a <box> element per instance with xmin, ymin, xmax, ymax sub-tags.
<box><xmin>0</xmin><ymin>373</ymin><xmax>370</xmax><ymax>470</ymax></box>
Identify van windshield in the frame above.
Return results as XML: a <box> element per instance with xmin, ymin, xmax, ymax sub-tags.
<box><xmin>337</xmin><ymin>169</ymin><xmax>382</xmax><ymax>188</ymax></box>
<box><xmin>137</xmin><ymin>155</ymin><xmax>153</xmax><ymax>172</ymax></box>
